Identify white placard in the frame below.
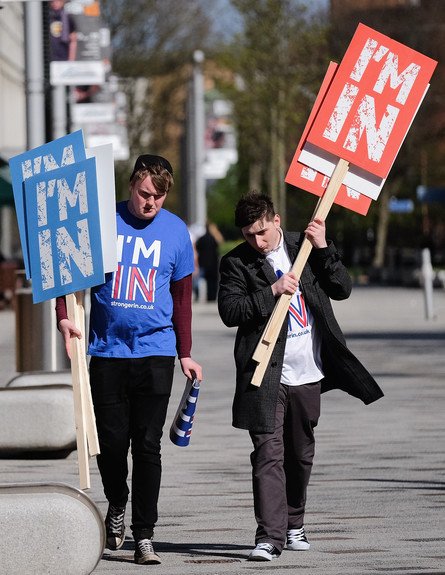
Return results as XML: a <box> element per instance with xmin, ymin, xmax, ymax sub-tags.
<box><xmin>86</xmin><ymin>143</ymin><xmax>118</xmax><ymax>274</ymax></box>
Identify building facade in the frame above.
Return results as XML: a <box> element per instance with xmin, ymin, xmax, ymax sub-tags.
<box><xmin>0</xmin><ymin>2</ymin><xmax>26</xmax><ymax>260</ymax></box>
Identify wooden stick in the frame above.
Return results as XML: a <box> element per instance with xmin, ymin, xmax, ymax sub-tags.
<box><xmin>250</xmin><ymin>158</ymin><xmax>350</xmax><ymax>387</ymax></box>
<box><xmin>66</xmin><ymin>291</ymin><xmax>100</xmax><ymax>490</ymax></box>
<box><xmin>66</xmin><ymin>292</ymin><xmax>90</xmax><ymax>489</ymax></box>
<box><xmin>74</xmin><ymin>291</ymin><xmax>100</xmax><ymax>457</ymax></box>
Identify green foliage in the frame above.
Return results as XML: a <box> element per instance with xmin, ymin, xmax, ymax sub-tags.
<box><xmin>101</xmin><ymin>0</ymin><xmax>213</xmax><ymax>76</ymax></box>
<box><xmin>206</xmin><ymin>163</ymin><xmax>247</xmax><ymax>240</ymax></box>
<box><xmin>210</xmin><ymin>0</ymin><xmax>330</xmax><ymax>234</ymax></box>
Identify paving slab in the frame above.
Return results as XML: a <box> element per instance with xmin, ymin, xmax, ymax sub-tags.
<box><xmin>0</xmin><ymin>286</ymin><xmax>444</xmax><ymax>574</ymax></box>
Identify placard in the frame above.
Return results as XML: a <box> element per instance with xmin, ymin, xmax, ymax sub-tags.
<box><xmin>286</xmin><ymin>62</ymin><xmax>372</xmax><ymax>215</ymax></box>
<box><xmin>9</xmin><ymin>131</ymin><xmax>86</xmax><ymax>278</ymax></box>
<box><xmin>303</xmin><ymin>23</ymin><xmax>437</xmax><ymax>183</ymax></box>
<box><xmin>86</xmin><ymin>143</ymin><xmax>118</xmax><ymax>274</ymax></box>
<box><xmin>24</xmin><ymin>158</ymin><xmax>104</xmax><ymax>303</ymax></box>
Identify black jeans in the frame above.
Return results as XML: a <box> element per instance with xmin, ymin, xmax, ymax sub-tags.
<box><xmin>89</xmin><ymin>355</ymin><xmax>175</xmax><ymax>540</ymax></box>
<box><xmin>249</xmin><ymin>382</ymin><xmax>321</xmax><ymax>550</ymax></box>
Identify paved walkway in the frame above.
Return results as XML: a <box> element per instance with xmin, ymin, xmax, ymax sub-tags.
<box><xmin>1</xmin><ymin>286</ymin><xmax>445</xmax><ymax>574</ymax></box>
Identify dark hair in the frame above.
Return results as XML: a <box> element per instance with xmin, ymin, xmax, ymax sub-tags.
<box><xmin>234</xmin><ymin>191</ymin><xmax>276</xmax><ymax>228</ymax></box>
<box><xmin>130</xmin><ymin>154</ymin><xmax>173</xmax><ymax>178</ymax></box>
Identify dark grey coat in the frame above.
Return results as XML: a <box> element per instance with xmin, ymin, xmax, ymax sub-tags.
<box><xmin>218</xmin><ymin>230</ymin><xmax>384</xmax><ymax>433</ymax></box>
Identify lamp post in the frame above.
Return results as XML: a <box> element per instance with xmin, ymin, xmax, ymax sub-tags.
<box><xmin>185</xmin><ymin>50</ymin><xmax>206</xmax><ymax>230</ymax></box>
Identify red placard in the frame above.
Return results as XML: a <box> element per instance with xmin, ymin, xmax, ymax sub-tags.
<box><xmin>286</xmin><ymin>62</ymin><xmax>372</xmax><ymax>215</ymax></box>
<box><xmin>306</xmin><ymin>23</ymin><xmax>437</xmax><ymax>179</ymax></box>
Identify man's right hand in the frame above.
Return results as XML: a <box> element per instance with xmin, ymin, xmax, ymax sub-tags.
<box><xmin>271</xmin><ymin>271</ymin><xmax>299</xmax><ymax>297</ymax></box>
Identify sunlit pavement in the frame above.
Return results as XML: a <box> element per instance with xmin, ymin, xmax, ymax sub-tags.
<box><xmin>1</xmin><ymin>285</ymin><xmax>445</xmax><ymax>574</ymax></box>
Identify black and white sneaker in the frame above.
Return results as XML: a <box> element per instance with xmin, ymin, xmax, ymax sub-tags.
<box><xmin>286</xmin><ymin>526</ymin><xmax>310</xmax><ymax>550</ymax></box>
<box><xmin>105</xmin><ymin>504</ymin><xmax>126</xmax><ymax>550</ymax></box>
<box><xmin>134</xmin><ymin>538</ymin><xmax>162</xmax><ymax>565</ymax></box>
<box><xmin>248</xmin><ymin>542</ymin><xmax>281</xmax><ymax>561</ymax></box>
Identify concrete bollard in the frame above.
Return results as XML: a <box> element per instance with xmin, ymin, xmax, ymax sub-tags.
<box><xmin>0</xmin><ymin>482</ymin><xmax>105</xmax><ymax>574</ymax></box>
<box><xmin>6</xmin><ymin>370</ymin><xmax>72</xmax><ymax>388</ymax></box>
<box><xmin>0</xmin><ymin>385</ymin><xmax>76</xmax><ymax>456</ymax></box>
<box><xmin>421</xmin><ymin>247</ymin><xmax>436</xmax><ymax>320</ymax></box>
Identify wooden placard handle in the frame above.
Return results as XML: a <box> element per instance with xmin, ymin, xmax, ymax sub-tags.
<box><xmin>250</xmin><ymin>158</ymin><xmax>350</xmax><ymax>387</ymax></box>
<box><xmin>66</xmin><ymin>291</ymin><xmax>100</xmax><ymax>490</ymax></box>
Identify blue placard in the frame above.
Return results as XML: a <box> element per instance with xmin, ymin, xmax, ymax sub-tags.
<box><xmin>24</xmin><ymin>157</ymin><xmax>104</xmax><ymax>303</ymax></box>
<box><xmin>9</xmin><ymin>131</ymin><xmax>86</xmax><ymax>279</ymax></box>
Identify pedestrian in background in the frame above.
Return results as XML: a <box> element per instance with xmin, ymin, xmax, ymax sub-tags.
<box><xmin>195</xmin><ymin>222</ymin><xmax>222</xmax><ymax>302</ymax></box>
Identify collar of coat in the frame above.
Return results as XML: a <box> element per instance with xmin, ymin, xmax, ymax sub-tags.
<box><xmin>248</xmin><ymin>229</ymin><xmax>304</xmax><ymax>284</ymax></box>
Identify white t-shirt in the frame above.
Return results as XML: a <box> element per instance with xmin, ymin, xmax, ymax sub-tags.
<box><xmin>266</xmin><ymin>230</ymin><xmax>324</xmax><ymax>386</ymax></box>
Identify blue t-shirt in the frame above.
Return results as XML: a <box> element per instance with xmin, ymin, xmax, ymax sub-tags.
<box><xmin>88</xmin><ymin>202</ymin><xmax>194</xmax><ymax>358</ymax></box>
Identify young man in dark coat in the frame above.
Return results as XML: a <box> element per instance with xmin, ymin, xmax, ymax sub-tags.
<box><xmin>218</xmin><ymin>191</ymin><xmax>383</xmax><ymax>562</ymax></box>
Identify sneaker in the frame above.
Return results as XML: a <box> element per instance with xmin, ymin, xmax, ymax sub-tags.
<box><xmin>286</xmin><ymin>526</ymin><xmax>310</xmax><ymax>550</ymax></box>
<box><xmin>105</xmin><ymin>504</ymin><xmax>126</xmax><ymax>550</ymax></box>
<box><xmin>248</xmin><ymin>542</ymin><xmax>281</xmax><ymax>561</ymax></box>
<box><xmin>134</xmin><ymin>538</ymin><xmax>162</xmax><ymax>565</ymax></box>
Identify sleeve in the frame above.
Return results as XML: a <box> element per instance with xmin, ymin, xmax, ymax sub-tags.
<box><xmin>170</xmin><ymin>274</ymin><xmax>192</xmax><ymax>358</ymax></box>
<box><xmin>55</xmin><ymin>296</ymin><xmax>68</xmax><ymax>325</ymax></box>
<box><xmin>172</xmin><ymin>222</ymin><xmax>195</xmax><ymax>281</ymax></box>
<box><xmin>217</xmin><ymin>253</ymin><xmax>276</xmax><ymax>328</ymax></box>
<box><xmin>308</xmin><ymin>240</ymin><xmax>352</xmax><ymax>300</ymax></box>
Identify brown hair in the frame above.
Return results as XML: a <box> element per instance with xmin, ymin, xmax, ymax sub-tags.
<box><xmin>130</xmin><ymin>164</ymin><xmax>174</xmax><ymax>195</ymax></box>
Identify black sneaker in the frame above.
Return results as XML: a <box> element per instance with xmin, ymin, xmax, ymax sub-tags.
<box><xmin>105</xmin><ymin>504</ymin><xmax>126</xmax><ymax>550</ymax></box>
<box><xmin>286</xmin><ymin>526</ymin><xmax>310</xmax><ymax>550</ymax></box>
<box><xmin>134</xmin><ymin>538</ymin><xmax>162</xmax><ymax>565</ymax></box>
<box><xmin>248</xmin><ymin>542</ymin><xmax>281</xmax><ymax>561</ymax></box>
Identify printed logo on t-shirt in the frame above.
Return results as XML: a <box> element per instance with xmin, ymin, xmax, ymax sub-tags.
<box><xmin>276</xmin><ymin>269</ymin><xmax>309</xmax><ymax>332</ymax></box>
<box><xmin>112</xmin><ymin>235</ymin><xmax>161</xmax><ymax>302</ymax></box>
<box><xmin>112</xmin><ymin>265</ymin><xmax>157</xmax><ymax>302</ymax></box>
<box><xmin>289</xmin><ymin>295</ymin><xmax>308</xmax><ymax>330</ymax></box>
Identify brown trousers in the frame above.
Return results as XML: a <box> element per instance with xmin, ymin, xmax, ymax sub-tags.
<box><xmin>249</xmin><ymin>381</ymin><xmax>321</xmax><ymax>550</ymax></box>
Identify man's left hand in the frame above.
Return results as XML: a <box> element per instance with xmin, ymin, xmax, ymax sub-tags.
<box><xmin>180</xmin><ymin>357</ymin><xmax>203</xmax><ymax>383</ymax></box>
<box><xmin>305</xmin><ymin>218</ymin><xmax>328</xmax><ymax>249</ymax></box>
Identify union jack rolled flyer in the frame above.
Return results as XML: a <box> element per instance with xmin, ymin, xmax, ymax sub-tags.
<box><xmin>169</xmin><ymin>378</ymin><xmax>200</xmax><ymax>447</ymax></box>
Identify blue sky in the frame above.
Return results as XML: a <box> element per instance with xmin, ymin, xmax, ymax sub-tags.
<box><xmin>204</xmin><ymin>0</ymin><xmax>330</xmax><ymax>41</ymax></box>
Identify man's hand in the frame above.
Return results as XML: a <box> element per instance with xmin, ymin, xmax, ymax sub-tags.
<box><xmin>58</xmin><ymin>318</ymin><xmax>82</xmax><ymax>359</ymax></box>
<box><xmin>305</xmin><ymin>218</ymin><xmax>327</xmax><ymax>249</ymax></box>
<box><xmin>271</xmin><ymin>271</ymin><xmax>299</xmax><ymax>297</ymax></box>
<box><xmin>180</xmin><ymin>357</ymin><xmax>203</xmax><ymax>383</ymax></box>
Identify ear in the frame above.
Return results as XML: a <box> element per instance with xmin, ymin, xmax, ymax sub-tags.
<box><xmin>274</xmin><ymin>214</ymin><xmax>281</xmax><ymax>227</ymax></box>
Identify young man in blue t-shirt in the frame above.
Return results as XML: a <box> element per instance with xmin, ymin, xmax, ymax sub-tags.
<box><xmin>57</xmin><ymin>155</ymin><xmax>202</xmax><ymax>565</ymax></box>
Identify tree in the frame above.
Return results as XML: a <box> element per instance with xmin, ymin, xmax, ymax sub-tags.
<box><xmin>100</xmin><ymin>0</ymin><xmax>217</xmax><ymax>210</ymax></box>
<box><xmin>213</xmin><ymin>0</ymin><xmax>330</xmax><ymax>229</ymax></box>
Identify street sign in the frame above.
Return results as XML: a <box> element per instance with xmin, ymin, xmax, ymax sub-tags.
<box><xmin>388</xmin><ymin>197</ymin><xmax>414</xmax><ymax>213</ymax></box>
<box><xmin>417</xmin><ymin>186</ymin><xmax>445</xmax><ymax>204</ymax></box>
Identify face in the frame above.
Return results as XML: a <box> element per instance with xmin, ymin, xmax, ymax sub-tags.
<box><xmin>241</xmin><ymin>214</ymin><xmax>281</xmax><ymax>254</ymax></box>
<box><xmin>128</xmin><ymin>174</ymin><xmax>167</xmax><ymax>220</ymax></box>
